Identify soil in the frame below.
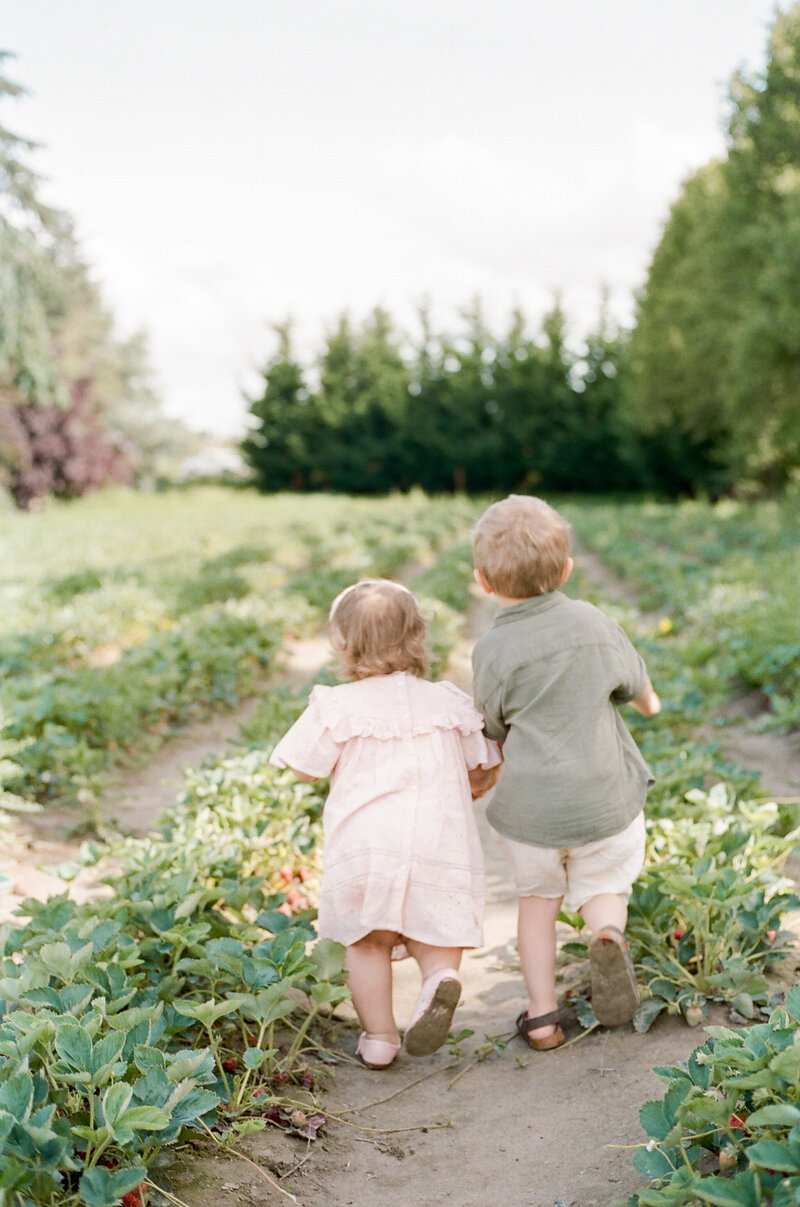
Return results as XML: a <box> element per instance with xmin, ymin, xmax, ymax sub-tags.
<box><xmin>2</xmin><ymin>577</ymin><xmax>799</xmax><ymax>1207</ymax></box>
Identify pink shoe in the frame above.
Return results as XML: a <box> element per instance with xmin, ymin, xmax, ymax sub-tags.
<box><xmin>404</xmin><ymin>968</ymin><xmax>462</xmax><ymax>1056</ymax></box>
<box><xmin>356</xmin><ymin>1033</ymin><xmax>401</xmax><ymax>1069</ymax></box>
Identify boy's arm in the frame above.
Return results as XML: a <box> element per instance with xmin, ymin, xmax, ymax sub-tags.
<box><xmin>628</xmin><ymin>678</ymin><xmax>661</xmax><ymax>717</ymax></box>
<box><xmin>285</xmin><ymin>767</ymin><xmax>319</xmax><ymax>782</ymax></box>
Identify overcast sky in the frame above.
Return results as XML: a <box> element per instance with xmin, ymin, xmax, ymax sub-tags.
<box><xmin>2</xmin><ymin>1</ymin><xmax>785</xmax><ymax>437</ymax></box>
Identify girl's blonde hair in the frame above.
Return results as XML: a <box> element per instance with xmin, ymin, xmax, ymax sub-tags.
<box><xmin>329</xmin><ymin>579</ymin><xmax>429</xmax><ymax>680</ymax></box>
<box><xmin>473</xmin><ymin>494</ymin><xmax>571</xmax><ymax>598</ymax></box>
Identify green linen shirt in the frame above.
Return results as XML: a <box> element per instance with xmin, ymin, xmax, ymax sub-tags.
<box><xmin>471</xmin><ymin>591</ymin><xmax>655</xmax><ymax>849</ymax></box>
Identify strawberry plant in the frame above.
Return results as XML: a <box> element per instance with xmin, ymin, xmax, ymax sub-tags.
<box><xmin>0</xmin><ymin>682</ymin><xmax>351</xmax><ymax>1204</ymax></box>
<box><xmin>628</xmin><ymin>785</ymin><xmax>799</xmax><ymax>1031</ymax></box>
<box><xmin>561</xmin><ymin>784</ymin><xmax>799</xmax><ymax>1034</ymax></box>
<box><xmin>627</xmin><ymin>986</ymin><xmax>800</xmax><ymax>1206</ymax></box>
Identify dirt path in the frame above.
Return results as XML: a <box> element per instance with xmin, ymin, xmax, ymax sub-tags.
<box><xmin>166</xmin><ymin>579</ymin><xmax>800</xmax><ymax>1207</ymax></box>
<box><xmin>166</xmin><ymin>816</ymin><xmax>733</xmax><ymax>1207</ymax></box>
<box><xmin>3</xmin><ymin>573</ymin><xmax>799</xmax><ymax>1207</ymax></box>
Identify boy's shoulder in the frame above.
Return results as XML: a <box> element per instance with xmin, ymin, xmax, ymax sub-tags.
<box><xmin>473</xmin><ymin>593</ymin><xmax>623</xmax><ymax>664</ymax></box>
<box><xmin>474</xmin><ymin>592</ymin><xmax>606</xmax><ymax>637</ymax></box>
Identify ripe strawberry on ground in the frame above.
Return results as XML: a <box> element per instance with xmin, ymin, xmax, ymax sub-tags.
<box><xmin>121</xmin><ymin>1186</ymin><xmax>147</xmax><ymax>1207</ymax></box>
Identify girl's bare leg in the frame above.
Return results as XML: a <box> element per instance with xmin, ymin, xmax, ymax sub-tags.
<box><xmin>404</xmin><ymin>939</ymin><xmax>462</xmax><ymax>982</ymax></box>
<box><xmin>402</xmin><ymin>941</ymin><xmax>464</xmax><ymax>1054</ymax></box>
<box><xmin>517</xmin><ymin>894</ymin><xmax>563</xmax><ymax>1039</ymax></box>
<box><xmin>344</xmin><ymin>930</ymin><xmax>401</xmax><ymax>1043</ymax></box>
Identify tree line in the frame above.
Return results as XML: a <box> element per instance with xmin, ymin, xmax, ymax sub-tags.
<box><xmin>245</xmin><ymin>4</ymin><xmax>800</xmax><ymax>500</ymax></box>
<box><xmin>242</xmin><ymin>302</ymin><xmax>682</xmax><ymax>496</ymax></box>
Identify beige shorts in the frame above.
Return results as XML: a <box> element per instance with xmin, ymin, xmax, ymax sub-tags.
<box><xmin>495</xmin><ymin>812</ymin><xmax>646</xmax><ymax>912</ymax></box>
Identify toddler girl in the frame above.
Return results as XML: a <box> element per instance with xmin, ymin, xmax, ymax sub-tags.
<box><xmin>270</xmin><ymin>579</ymin><xmax>501</xmax><ymax>1069</ymax></box>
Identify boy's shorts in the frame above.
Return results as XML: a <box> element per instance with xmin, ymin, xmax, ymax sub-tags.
<box><xmin>494</xmin><ymin>812</ymin><xmax>646</xmax><ymax>912</ymax></box>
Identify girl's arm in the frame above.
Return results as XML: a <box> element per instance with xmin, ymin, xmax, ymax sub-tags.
<box><xmin>285</xmin><ymin>767</ymin><xmax>319</xmax><ymax>783</ymax></box>
<box><xmin>468</xmin><ymin>762</ymin><xmax>501</xmax><ymax>800</ymax></box>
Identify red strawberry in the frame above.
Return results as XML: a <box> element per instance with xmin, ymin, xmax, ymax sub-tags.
<box><xmin>222</xmin><ymin>1057</ymin><xmax>239</xmax><ymax>1072</ymax></box>
<box><xmin>121</xmin><ymin>1186</ymin><xmax>147</xmax><ymax>1207</ymax></box>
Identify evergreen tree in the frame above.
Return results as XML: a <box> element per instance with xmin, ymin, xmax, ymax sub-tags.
<box><xmin>322</xmin><ymin>309</ymin><xmax>410</xmax><ymax>492</ymax></box>
<box><xmin>242</xmin><ymin>322</ymin><xmax>313</xmax><ymax>490</ymax></box>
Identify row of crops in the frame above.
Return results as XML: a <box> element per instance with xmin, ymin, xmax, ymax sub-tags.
<box><xmin>562</xmin><ymin>497</ymin><xmax>800</xmax><ymax>1207</ymax></box>
<box><xmin>1</xmin><ymin>488</ymin><xmax>799</xmax><ymax>1206</ymax></box>
<box><xmin>0</xmin><ymin>489</ymin><xmax>475</xmax><ymax>811</ymax></box>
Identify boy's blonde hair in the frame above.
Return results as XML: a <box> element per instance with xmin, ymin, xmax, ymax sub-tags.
<box><xmin>329</xmin><ymin>579</ymin><xmax>429</xmax><ymax>680</ymax></box>
<box><xmin>473</xmin><ymin>494</ymin><xmax>571</xmax><ymax>598</ymax></box>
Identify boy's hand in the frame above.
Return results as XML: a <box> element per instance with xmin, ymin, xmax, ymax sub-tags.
<box><xmin>469</xmin><ymin>763</ymin><xmax>500</xmax><ymax>800</ymax></box>
<box><xmin>629</xmin><ymin>679</ymin><xmax>661</xmax><ymax>716</ymax></box>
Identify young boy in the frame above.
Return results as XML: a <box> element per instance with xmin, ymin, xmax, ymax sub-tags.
<box><xmin>471</xmin><ymin>495</ymin><xmax>661</xmax><ymax>1048</ymax></box>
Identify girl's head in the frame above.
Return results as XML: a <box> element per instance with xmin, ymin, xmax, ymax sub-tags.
<box><xmin>329</xmin><ymin>579</ymin><xmax>429</xmax><ymax>680</ymax></box>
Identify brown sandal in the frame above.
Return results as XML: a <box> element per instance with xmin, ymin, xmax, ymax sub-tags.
<box><xmin>515</xmin><ymin>1009</ymin><xmax>565</xmax><ymax>1051</ymax></box>
<box><xmin>589</xmin><ymin>925</ymin><xmax>639</xmax><ymax>1026</ymax></box>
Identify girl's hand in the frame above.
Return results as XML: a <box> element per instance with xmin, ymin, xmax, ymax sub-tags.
<box><xmin>468</xmin><ymin>764</ymin><xmax>500</xmax><ymax>800</ymax></box>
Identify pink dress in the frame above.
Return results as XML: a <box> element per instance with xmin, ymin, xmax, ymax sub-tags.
<box><xmin>270</xmin><ymin>672</ymin><xmax>501</xmax><ymax>950</ymax></box>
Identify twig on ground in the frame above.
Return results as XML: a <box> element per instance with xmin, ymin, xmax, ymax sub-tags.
<box><xmin>282</xmin><ymin>1142</ymin><xmax>315</xmax><ymax>1180</ymax></box>
<box><xmin>558</xmin><ymin>1021</ymin><xmax>601</xmax><ymax>1048</ymax></box>
<box><xmin>337</xmin><ymin>1061</ymin><xmax>460</xmax><ymax>1115</ymax></box>
<box><xmin>587</xmin><ymin>1030</ymin><xmax>617</xmax><ymax>1074</ymax></box>
<box><xmin>145</xmin><ymin>1181</ymin><xmax>194</xmax><ymax>1207</ymax></box>
<box><xmin>326</xmin><ymin>1111</ymin><xmax>453</xmax><ymax>1135</ymax></box>
<box><xmin>198</xmin><ymin>1120</ymin><xmax>298</xmax><ymax>1203</ymax></box>
<box><xmin>446</xmin><ymin>1063</ymin><xmax>473</xmax><ymax>1090</ymax></box>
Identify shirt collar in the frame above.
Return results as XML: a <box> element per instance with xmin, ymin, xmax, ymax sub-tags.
<box><xmin>492</xmin><ymin>590</ymin><xmax>565</xmax><ymax>625</ymax></box>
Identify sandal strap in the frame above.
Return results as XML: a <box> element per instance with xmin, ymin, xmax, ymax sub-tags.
<box><xmin>517</xmin><ymin>1009</ymin><xmax>560</xmax><ymax>1032</ymax></box>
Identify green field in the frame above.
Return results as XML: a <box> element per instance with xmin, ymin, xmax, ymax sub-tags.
<box><xmin>1</xmin><ymin>487</ymin><xmax>799</xmax><ymax>1206</ymax></box>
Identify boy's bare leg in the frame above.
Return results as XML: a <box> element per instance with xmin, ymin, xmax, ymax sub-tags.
<box><xmin>582</xmin><ymin>892</ymin><xmax>639</xmax><ymax>1025</ymax></box>
<box><xmin>517</xmin><ymin>894</ymin><xmax>563</xmax><ymax>1037</ymax></box>
<box><xmin>580</xmin><ymin>892</ymin><xmax>628</xmax><ymax>935</ymax></box>
<box><xmin>345</xmin><ymin>930</ymin><xmax>401</xmax><ymax>1043</ymax></box>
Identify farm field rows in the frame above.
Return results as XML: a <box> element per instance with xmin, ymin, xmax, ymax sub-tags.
<box><xmin>0</xmin><ymin>488</ymin><xmax>799</xmax><ymax>1207</ymax></box>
